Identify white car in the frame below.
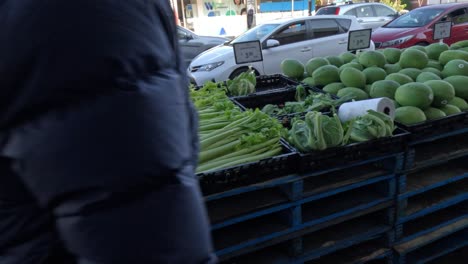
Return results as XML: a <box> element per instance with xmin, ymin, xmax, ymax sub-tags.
<box><xmin>188</xmin><ymin>15</ymin><xmax>375</xmax><ymax>86</ymax></box>
<box><xmin>315</xmin><ymin>3</ymin><xmax>399</xmax><ymax>30</ymax></box>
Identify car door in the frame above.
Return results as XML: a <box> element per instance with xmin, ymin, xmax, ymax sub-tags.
<box><xmin>261</xmin><ymin>20</ymin><xmax>312</xmax><ymax>75</ymax></box>
<box><xmin>308</xmin><ymin>18</ymin><xmax>351</xmax><ymax>58</ymax></box>
<box><xmin>177</xmin><ymin>27</ymin><xmax>204</xmax><ymax>63</ymax></box>
<box><xmin>348</xmin><ymin>4</ymin><xmax>379</xmax><ymax>30</ymax></box>
<box><xmin>444</xmin><ymin>8</ymin><xmax>468</xmax><ymax>45</ymax></box>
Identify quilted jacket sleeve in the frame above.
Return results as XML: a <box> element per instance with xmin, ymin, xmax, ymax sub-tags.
<box><xmin>0</xmin><ymin>1</ymin><xmax>215</xmax><ymax>263</ymax></box>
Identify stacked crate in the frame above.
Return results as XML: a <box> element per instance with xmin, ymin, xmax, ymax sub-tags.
<box><xmin>204</xmin><ymin>152</ymin><xmax>404</xmax><ymax>263</ymax></box>
<box><xmin>392</xmin><ymin>114</ymin><xmax>468</xmax><ymax>264</ymax></box>
<box><xmin>196</xmin><ymin>76</ymin><xmax>467</xmax><ymax>263</ymax></box>
<box><xmin>198</xmin><ymin>81</ymin><xmax>406</xmax><ymax>263</ymax></box>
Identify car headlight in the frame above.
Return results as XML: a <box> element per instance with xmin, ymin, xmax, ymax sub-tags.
<box><xmin>380</xmin><ymin>35</ymin><xmax>414</xmax><ymax>48</ymax></box>
<box><xmin>192</xmin><ymin>61</ymin><xmax>224</xmax><ymax>72</ymax></box>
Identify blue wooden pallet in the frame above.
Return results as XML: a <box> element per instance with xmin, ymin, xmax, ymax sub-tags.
<box><xmin>299</xmin><ymin>177</ymin><xmax>395</xmax><ymax>229</ymax></box>
<box><xmin>301</xmin><ymin>238</ymin><xmax>394</xmax><ymax>264</ymax></box>
<box><xmin>215</xmin><ymin>199</ymin><xmax>395</xmax><ymax>261</ymax></box>
<box><xmin>220</xmin><ymin>207</ymin><xmax>395</xmax><ymax>264</ymax></box>
<box><xmin>206</xmin><ymin>175</ymin><xmax>302</xmax><ymax>229</ymax></box>
<box><xmin>207</xmin><ymin>154</ymin><xmax>403</xmax><ymax>228</ymax></box>
<box><xmin>299</xmin><ymin>154</ymin><xmax>403</xmax><ymax>198</ymax></box>
<box><xmin>424</xmin><ymin>246</ymin><xmax>467</xmax><ymax>264</ymax></box>
<box><xmin>295</xmin><ymin>227</ymin><xmax>393</xmax><ymax>263</ymax></box>
<box><xmin>393</xmin><ymin>222</ymin><xmax>467</xmax><ymax>264</ymax></box>
<box><xmin>214</xmin><ymin>177</ymin><xmax>395</xmax><ymax>258</ymax></box>
<box><xmin>206</xmin><ymin>153</ymin><xmax>404</xmax><ymax>202</ymax></box>
<box><xmin>397</xmin><ymin>165</ymin><xmax>468</xmax><ymax>197</ymax></box>
<box><xmin>212</xmin><ymin>174</ymin><xmax>394</xmax><ymax>231</ymax></box>
<box><xmin>396</xmin><ymin>177</ymin><xmax>468</xmax><ymax>224</ymax></box>
<box><xmin>403</xmin><ymin>131</ymin><xmax>468</xmax><ymax>173</ymax></box>
<box><xmin>394</xmin><ymin>201</ymin><xmax>467</xmax><ymax>244</ymax></box>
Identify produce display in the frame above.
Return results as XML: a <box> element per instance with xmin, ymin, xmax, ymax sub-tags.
<box><xmin>284</xmin><ymin>109</ymin><xmax>395</xmax><ymax>152</ymax></box>
<box><xmin>190</xmin><ymin>82</ymin><xmax>284</xmax><ymax>174</ymax></box>
<box><xmin>261</xmin><ymin>85</ymin><xmax>352</xmax><ymax>117</ymax></box>
<box><xmin>280</xmin><ymin>40</ymin><xmax>468</xmax><ymax>126</ymax></box>
<box><xmin>192</xmin><ymin>68</ymin><xmax>257</xmax><ymax>97</ymax></box>
<box><xmin>188</xmin><ymin>40</ymin><xmax>468</xmax><ymax>175</ymax></box>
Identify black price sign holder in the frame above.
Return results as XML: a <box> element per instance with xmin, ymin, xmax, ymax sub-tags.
<box><xmin>347</xmin><ymin>28</ymin><xmax>372</xmax><ymax>52</ymax></box>
<box><xmin>433</xmin><ymin>21</ymin><xmax>452</xmax><ymax>43</ymax></box>
<box><xmin>233</xmin><ymin>40</ymin><xmax>263</xmax><ymax>64</ymax></box>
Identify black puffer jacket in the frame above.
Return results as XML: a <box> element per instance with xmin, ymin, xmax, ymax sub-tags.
<box><xmin>0</xmin><ymin>1</ymin><xmax>216</xmax><ymax>263</ymax></box>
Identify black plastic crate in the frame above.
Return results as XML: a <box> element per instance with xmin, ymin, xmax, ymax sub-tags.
<box><xmin>239</xmin><ymin>87</ymin><xmax>295</xmax><ymax>109</ymax></box>
<box><xmin>254</xmin><ymin>74</ymin><xmax>299</xmax><ymax>93</ymax></box>
<box><xmin>396</xmin><ymin>112</ymin><xmax>468</xmax><ymax>143</ymax></box>
<box><xmin>197</xmin><ymin>139</ymin><xmax>299</xmax><ymax>196</ymax></box>
<box><xmin>195</xmin><ymin>74</ymin><xmax>298</xmax><ymax>95</ymax></box>
<box><xmin>283</xmin><ymin>127</ymin><xmax>409</xmax><ymax>173</ymax></box>
<box><xmin>232</xmin><ymin>86</ymin><xmax>339</xmax><ymax>123</ymax></box>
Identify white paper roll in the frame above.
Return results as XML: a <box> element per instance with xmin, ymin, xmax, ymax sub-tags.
<box><xmin>338</xmin><ymin>98</ymin><xmax>395</xmax><ymax>123</ymax></box>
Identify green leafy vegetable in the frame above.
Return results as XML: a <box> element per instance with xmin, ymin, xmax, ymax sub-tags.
<box><xmin>345</xmin><ymin>110</ymin><xmax>395</xmax><ymax>143</ymax></box>
<box><xmin>191</xmin><ymin>82</ymin><xmax>285</xmax><ymax>173</ymax></box>
<box><xmin>295</xmin><ymin>85</ymin><xmax>307</xmax><ymax>101</ymax></box>
<box><xmin>286</xmin><ymin>111</ymin><xmax>344</xmax><ymax>151</ymax></box>
<box><xmin>260</xmin><ymin>86</ymin><xmax>352</xmax><ymax>117</ymax></box>
<box><xmin>285</xmin><ymin>109</ymin><xmax>395</xmax><ymax>151</ymax></box>
<box><xmin>226</xmin><ymin>68</ymin><xmax>256</xmax><ymax>96</ymax></box>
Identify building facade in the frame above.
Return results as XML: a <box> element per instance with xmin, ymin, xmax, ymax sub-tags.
<box><xmin>174</xmin><ymin>0</ymin><xmax>312</xmax><ymax>37</ymax></box>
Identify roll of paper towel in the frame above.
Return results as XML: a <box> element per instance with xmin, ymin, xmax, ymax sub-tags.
<box><xmin>338</xmin><ymin>98</ymin><xmax>395</xmax><ymax>123</ymax></box>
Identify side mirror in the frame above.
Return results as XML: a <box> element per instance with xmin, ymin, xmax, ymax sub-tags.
<box><xmin>265</xmin><ymin>39</ymin><xmax>280</xmax><ymax>48</ymax></box>
<box><xmin>178</xmin><ymin>31</ymin><xmax>192</xmax><ymax>41</ymax></box>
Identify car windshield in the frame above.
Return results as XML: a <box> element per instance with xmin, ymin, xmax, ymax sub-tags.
<box><xmin>230</xmin><ymin>23</ymin><xmax>280</xmax><ymax>44</ymax></box>
<box><xmin>384</xmin><ymin>8</ymin><xmax>445</xmax><ymax>28</ymax></box>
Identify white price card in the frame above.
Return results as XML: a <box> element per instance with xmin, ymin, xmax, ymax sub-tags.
<box><xmin>347</xmin><ymin>28</ymin><xmax>372</xmax><ymax>51</ymax></box>
<box><xmin>233</xmin><ymin>40</ymin><xmax>263</xmax><ymax>64</ymax></box>
<box><xmin>433</xmin><ymin>21</ymin><xmax>452</xmax><ymax>40</ymax></box>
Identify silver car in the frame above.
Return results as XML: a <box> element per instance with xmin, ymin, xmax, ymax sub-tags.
<box><xmin>177</xmin><ymin>26</ymin><xmax>230</xmax><ymax>65</ymax></box>
<box><xmin>316</xmin><ymin>2</ymin><xmax>399</xmax><ymax>30</ymax></box>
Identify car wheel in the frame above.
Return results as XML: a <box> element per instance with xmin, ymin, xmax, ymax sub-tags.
<box><xmin>229</xmin><ymin>67</ymin><xmax>259</xmax><ymax>79</ymax></box>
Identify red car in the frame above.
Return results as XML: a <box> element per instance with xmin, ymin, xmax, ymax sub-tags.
<box><xmin>372</xmin><ymin>3</ymin><xmax>468</xmax><ymax>49</ymax></box>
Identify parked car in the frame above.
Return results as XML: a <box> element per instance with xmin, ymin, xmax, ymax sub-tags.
<box><xmin>177</xmin><ymin>26</ymin><xmax>230</xmax><ymax>65</ymax></box>
<box><xmin>315</xmin><ymin>2</ymin><xmax>398</xmax><ymax>30</ymax></box>
<box><xmin>372</xmin><ymin>3</ymin><xmax>468</xmax><ymax>49</ymax></box>
<box><xmin>188</xmin><ymin>15</ymin><xmax>375</xmax><ymax>86</ymax></box>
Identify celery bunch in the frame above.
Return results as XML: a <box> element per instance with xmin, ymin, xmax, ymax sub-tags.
<box><xmin>191</xmin><ymin>83</ymin><xmax>284</xmax><ymax>174</ymax></box>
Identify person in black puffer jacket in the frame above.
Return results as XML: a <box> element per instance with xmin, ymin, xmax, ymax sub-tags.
<box><xmin>0</xmin><ymin>1</ymin><xmax>216</xmax><ymax>263</ymax></box>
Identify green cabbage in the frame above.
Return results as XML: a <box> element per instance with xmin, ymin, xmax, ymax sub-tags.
<box><xmin>287</xmin><ymin>111</ymin><xmax>344</xmax><ymax>151</ymax></box>
<box><xmin>345</xmin><ymin>110</ymin><xmax>395</xmax><ymax>143</ymax></box>
<box><xmin>226</xmin><ymin>69</ymin><xmax>256</xmax><ymax>96</ymax></box>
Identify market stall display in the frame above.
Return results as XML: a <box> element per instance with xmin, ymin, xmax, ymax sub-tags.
<box><xmin>190</xmin><ymin>40</ymin><xmax>468</xmax><ymax>263</ymax></box>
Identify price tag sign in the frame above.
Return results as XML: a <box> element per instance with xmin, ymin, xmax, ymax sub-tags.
<box><xmin>233</xmin><ymin>40</ymin><xmax>263</xmax><ymax>64</ymax></box>
<box><xmin>347</xmin><ymin>28</ymin><xmax>372</xmax><ymax>51</ymax></box>
<box><xmin>433</xmin><ymin>21</ymin><xmax>452</xmax><ymax>40</ymax></box>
